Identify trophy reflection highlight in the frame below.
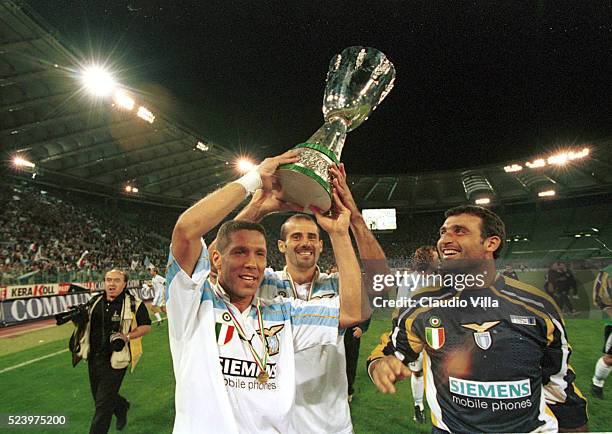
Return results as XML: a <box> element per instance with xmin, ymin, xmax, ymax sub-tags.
<box><xmin>278</xmin><ymin>46</ymin><xmax>395</xmax><ymax>212</ymax></box>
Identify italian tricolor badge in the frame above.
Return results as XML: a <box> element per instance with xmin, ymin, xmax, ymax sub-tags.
<box><xmin>425</xmin><ymin>327</ymin><xmax>445</xmax><ymax>350</ymax></box>
<box><xmin>215</xmin><ymin>322</ymin><xmax>235</xmax><ymax>345</ymax></box>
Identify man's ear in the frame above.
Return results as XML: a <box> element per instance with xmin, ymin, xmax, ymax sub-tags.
<box><xmin>318</xmin><ymin>239</ymin><xmax>323</xmax><ymax>253</ymax></box>
<box><xmin>484</xmin><ymin>236</ymin><xmax>501</xmax><ymax>255</ymax></box>
<box><xmin>278</xmin><ymin>240</ymin><xmax>287</xmax><ymax>254</ymax></box>
<box><xmin>211</xmin><ymin>249</ymin><xmax>222</xmax><ymax>271</ymax></box>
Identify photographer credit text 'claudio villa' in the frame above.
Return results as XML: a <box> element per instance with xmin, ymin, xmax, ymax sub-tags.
<box><xmin>370</xmin><ymin>271</ymin><xmax>499</xmax><ymax>309</ymax></box>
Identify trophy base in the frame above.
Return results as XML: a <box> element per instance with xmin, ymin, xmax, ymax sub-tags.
<box><xmin>277</xmin><ymin>142</ymin><xmax>339</xmax><ymax>212</ymax></box>
<box><xmin>276</xmin><ymin>166</ymin><xmax>332</xmax><ymax>213</ymax></box>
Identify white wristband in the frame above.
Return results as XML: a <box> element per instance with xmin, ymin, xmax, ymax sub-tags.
<box><xmin>235</xmin><ymin>170</ymin><xmax>263</xmax><ymax>197</ymax></box>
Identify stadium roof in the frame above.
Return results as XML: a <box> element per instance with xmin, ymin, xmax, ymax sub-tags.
<box><xmin>348</xmin><ymin>148</ymin><xmax>612</xmax><ymax>212</ymax></box>
<box><xmin>1</xmin><ymin>0</ymin><xmax>237</xmax><ymax>207</ymax></box>
<box><xmin>2</xmin><ymin>1</ymin><xmax>611</xmax><ymax>212</ymax></box>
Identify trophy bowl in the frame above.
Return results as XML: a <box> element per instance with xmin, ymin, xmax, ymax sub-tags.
<box><xmin>277</xmin><ymin>46</ymin><xmax>395</xmax><ymax>212</ymax></box>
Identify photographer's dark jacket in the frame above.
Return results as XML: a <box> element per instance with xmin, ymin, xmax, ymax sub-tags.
<box><xmin>73</xmin><ymin>291</ymin><xmax>150</xmax><ymax>371</ymax></box>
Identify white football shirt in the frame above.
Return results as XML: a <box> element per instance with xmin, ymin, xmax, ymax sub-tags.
<box><xmin>259</xmin><ymin>268</ymin><xmax>353</xmax><ymax>434</ymax></box>
<box><xmin>166</xmin><ymin>241</ymin><xmax>341</xmax><ymax>434</ymax></box>
<box><xmin>151</xmin><ymin>274</ymin><xmax>166</xmax><ymax>306</ymax></box>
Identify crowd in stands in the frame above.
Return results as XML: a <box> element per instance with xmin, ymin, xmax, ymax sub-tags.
<box><xmin>1</xmin><ymin>177</ymin><xmax>611</xmax><ymax>285</ymax></box>
<box><xmin>0</xmin><ymin>180</ymin><xmax>172</xmax><ymax>284</ymax></box>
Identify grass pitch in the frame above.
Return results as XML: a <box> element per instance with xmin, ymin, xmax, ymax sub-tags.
<box><xmin>0</xmin><ymin>315</ymin><xmax>609</xmax><ymax>433</ymax></box>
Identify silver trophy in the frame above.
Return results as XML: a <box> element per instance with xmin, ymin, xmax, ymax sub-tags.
<box><xmin>277</xmin><ymin>46</ymin><xmax>395</xmax><ymax>212</ymax></box>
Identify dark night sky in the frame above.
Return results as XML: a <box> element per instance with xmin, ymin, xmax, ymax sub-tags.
<box><xmin>30</xmin><ymin>0</ymin><xmax>612</xmax><ymax>174</ymax></box>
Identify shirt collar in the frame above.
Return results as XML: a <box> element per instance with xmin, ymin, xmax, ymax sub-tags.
<box><xmin>281</xmin><ymin>265</ymin><xmax>320</xmax><ymax>284</ymax></box>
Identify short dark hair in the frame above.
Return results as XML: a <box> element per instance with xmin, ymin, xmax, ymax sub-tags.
<box><xmin>444</xmin><ymin>205</ymin><xmax>506</xmax><ymax>259</ymax></box>
<box><xmin>216</xmin><ymin>220</ymin><xmax>267</xmax><ymax>253</ymax></box>
<box><xmin>279</xmin><ymin>214</ymin><xmax>320</xmax><ymax>241</ymax></box>
<box><xmin>412</xmin><ymin>245</ymin><xmax>438</xmax><ymax>272</ymax></box>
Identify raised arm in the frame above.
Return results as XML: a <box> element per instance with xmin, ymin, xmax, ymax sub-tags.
<box><xmin>171</xmin><ymin>150</ymin><xmax>299</xmax><ymax>276</ymax></box>
<box><xmin>313</xmin><ymin>189</ymin><xmax>371</xmax><ymax>327</ymax></box>
<box><xmin>234</xmin><ymin>189</ymin><xmax>302</xmax><ymax>223</ymax></box>
<box><xmin>331</xmin><ymin>163</ymin><xmax>392</xmax><ymax>294</ymax></box>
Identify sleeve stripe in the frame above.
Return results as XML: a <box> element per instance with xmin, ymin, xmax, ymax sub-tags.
<box><xmin>367</xmin><ymin>331</ymin><xmax>391</xmax><ymax>363</ymax></box>
<box><xmin>490</xmin><ymin>286</ymin><xmax>555</xmax><ymax>345</ymax></box>
<box><xmin>403</xmin><ymin>316</ymin><xmax>424</xmax><ymax>354</ymax></box>
<box><xmin>546</xmin><ymin>316</ymin><xmax>570</xmax><ymax>402</ymax></box>
<box><xmin>500</xmin><ymin>276</ymin><xmax>563</xmax><ymax>319</ymax></box>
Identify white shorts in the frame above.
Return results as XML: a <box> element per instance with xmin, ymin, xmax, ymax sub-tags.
<box><xmin>408</xmin><ymin>352</ymin><xmax>423</xmax><ymax>373</ymax></box>
<box><xmin>152</xmin><ymin>291</ymin><xmax>165</xmax><ymax>307</ymax></box>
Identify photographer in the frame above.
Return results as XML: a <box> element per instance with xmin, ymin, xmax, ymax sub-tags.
<box><xmin>71</xmin><ymin>269</ymin><xmax>151</xmax><ymax>433</ymax></box>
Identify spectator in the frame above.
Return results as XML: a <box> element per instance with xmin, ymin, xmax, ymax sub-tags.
<box><xmin>545</xmin><ymin>261</ymin><xmax>578</xmax><ymax>314</ymax></box>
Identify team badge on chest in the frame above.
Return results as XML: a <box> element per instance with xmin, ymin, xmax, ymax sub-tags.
<box><xmin>461</xmin><ymin>321</ymin><xmax>500</xmax><ymax>350</ymax></box>
<box><xmin>262</xmin><ymin>324</ymin><xmax>284</xmax><ymax>356</ymax></box>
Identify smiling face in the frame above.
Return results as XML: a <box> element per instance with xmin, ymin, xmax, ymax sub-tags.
<box><xmin>278</xmin><ymin>218</ymin><xmax>323</xmax><ymax>272</ymax></box>
<box><xmin>212</xmin><ymin>229</ymin><xmax>267</xmax><ymax>303</ymax></box>
<box><xmin>104</xmin><ymin>269</ymin><xmax>127</xmax><ymax>301</ymax></box>
<box><xmin>437</xmin><ymin>213</ymin><xmax>501</xmax><ymax>273</ymax></box>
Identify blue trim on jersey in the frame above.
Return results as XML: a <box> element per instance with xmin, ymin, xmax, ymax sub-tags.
<box><xmin>293</xmin><ymin>305</ymin><xmax>338</xmax><ymax>318</ymax></box>
<box><xmin>260</xmin><ymin>302</ymin><xmax>291</xmax><ymax>321</ymax></box>
<box><xmin>259</xmin><ymin>269</ymin><xmax>339</xmax><ymax>298</ymax></box>
<box><xmin>312</xmin><ymin>276</ymin><xmax>339</xmax><ymax>296</ymax></box>
<box><xmin>165</xmin><ymin>254</ymin><xmax>182</xmax><ymax>301</ymax></box>
<box><xmin>193</xmin><ymin>249</ymin><xmax>211</xmax><ymax>277</ymax></box>
<box><xmin>166</xmin><ymin>240</ymin><xmax>210</xmax><ymax>302</ymax></box>
<box><xmin>199</xmin><ymin>281</ymin><xmax>216</xmax><ymax>304</ymax></box>
<box><xmin>292</xmin><ymin>314</ymin><xmax>338</xmax><ymax>328</ymax></box>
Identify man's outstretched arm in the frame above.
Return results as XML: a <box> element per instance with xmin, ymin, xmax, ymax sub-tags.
<box><xmin>313</xmin><ymin>189</ymin><xmax>370</xmax><ymax>327</ymax></box>
<box><xmin>331</xmin><ymin>163</ymin><xmax>392</xmax><ymax>294</ymax></box>
<box><xmin>172</xmin><ymin>150</ymin><xmax>299</xmax><ymax>276</ymax></box>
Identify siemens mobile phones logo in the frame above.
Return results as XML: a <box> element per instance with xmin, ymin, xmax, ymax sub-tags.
<box><xmin>449</xmin><ymin>377</ymin><xmax>531</xmax><ymax>399</ymax></box>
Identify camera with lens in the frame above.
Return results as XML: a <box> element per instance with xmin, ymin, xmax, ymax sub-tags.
<box><xmin>109</xmin><ymin>333</ymin><xmax>127</xmax><ymax>352</ymax></box>
<box><xmin>55</xmin><ymin>304</ymin><xmax>88</xmax><ymax>326</ymax></box>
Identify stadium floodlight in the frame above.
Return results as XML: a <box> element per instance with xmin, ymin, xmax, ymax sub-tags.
<box><xmin>574</xmin><ymin>234</ymin><xmax>582</xmax><ymax>238</ymax></box>
<box><xmin>574</xmin><ymin>147</ymin><xmax>590</xmax><ymax>158</ymax></box>
<box><xmin>538</xmin><ymin>189</ymin><xmax>556</xmax><ymax>197</ymax></box>
<box><xmin>474</xmin><ymin>197</ymin><xmax>491</xmax><ymax>205</ymax></box>
<box><xmin>125</xmin><ymin>185</ymin><xmax>133</xmax><ymax>192</ymax></box>
<box><xmin>236</xmin><ymin>158</ymin><xmax>256</xmax><ymax>173</ymax></box>
<box><xmin>548</xmin><ymin>147</ymin><xmax>591</xmax><ymax>166</ymax></box>
<box><xmin>137</xmin><ymin>106</ymin><xmax>155</xmax><ymax>123</ymax></box>
<box><xmin>504</xmin><ymin>164</ymin><xmax>522</xmax><ymax>173</ymax></box>
<box><xmin>113</xmin><ymin>89</ymin><xmax>135</xmax><ymax>111</ymax></box>
<box><xmin>81</xmin><ymin>65</ymin><xmax>116</xmax><ymax>97</ymax></box>
<box><xmin>547</xmin><ymin>153</ymin><xmax>569</xmax><ymax>166</ymax></box>
<box><xmin>525</xmin><ymin>158</ymin><xmax>546</xmax><ymax>169</ymax></box>
<box><xmin>13</xmin><ymin>156</ymin><xmax>36</xmax><ymax>169</ymax></box>
<box><xmin>132</xmin><ymin>187</ymin><xmax>139</xmax><ymax>193</ymax></box>
<box><xmin>196</xmin><ymin>141</ymin><xmax>210</xmax><ymax>152</ymax></box>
